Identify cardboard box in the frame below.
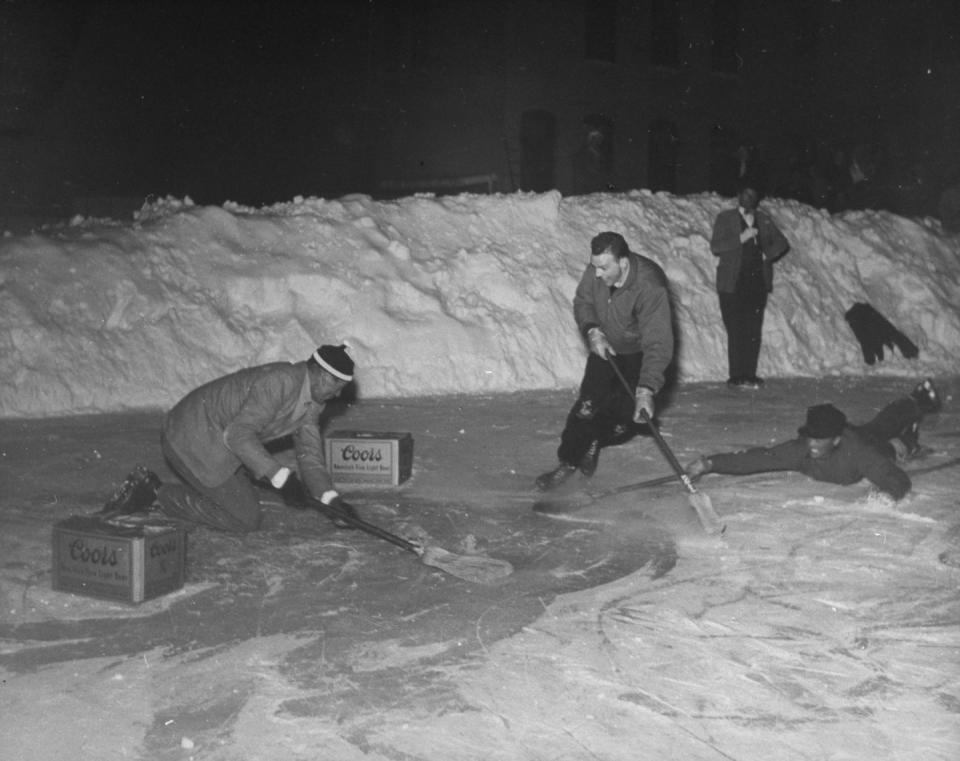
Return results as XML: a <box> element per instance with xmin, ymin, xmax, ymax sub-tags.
<box><xmin>52</xmin><ymin>516</ymin><xmax>186</xmax><ymax>604</ymax></box>
<box><xmin>326</xmin><ymin>430</ymin><xmax>413</xmax><ymax>485</ymax></box>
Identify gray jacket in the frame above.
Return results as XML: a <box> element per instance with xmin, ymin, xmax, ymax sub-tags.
<box><xmin>573</xmin><ymin>251</ymin><xmax>674</xmax><ymax>393</ymax></box>
<box><xmin>162</xmin><ymin>362</ymin><xmax>333</xmax><ymax>495</ymax></box>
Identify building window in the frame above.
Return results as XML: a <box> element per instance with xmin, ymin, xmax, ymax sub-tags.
<box><xmin>709</xmin><ymin>123</ymin><xmax>741</xmax><ymax>196</ymax></box>
<box><xmin>520</xmin><ymin>109</ymin><xmax>556</xmax><ymax>192</ymax></box>
<box><xmin>648</xmin><ymin>119</ymin><xmax>678</xmax><ymax>193</ymax></box>
<box><xmin>711</xmin><ymin>0</ymin><xmax>740</xmax><ymax>73</ymax></box>
<box><xmin>585</xmin><ymin>0</ymin><xmax>617</xmax><ymax>62</ymax></box>
<box><xmin>650</xmin><ymin>0</ymin><xmax>680</xmax><ymax>68</ymax></box>
<box><xmin>573</xmin><ymin>114</ymin><xmax>615</xmax><ymax>194</ymax></box>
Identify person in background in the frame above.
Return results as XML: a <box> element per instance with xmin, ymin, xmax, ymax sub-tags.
<box><xmin>710</xmin><ymin>184</ymin><xmax>790</xmax><ymax>389</ymax></box>
<box><xmin>535</xmin><ymin>231</ymin><xmax>675</xmax><ymax>491</ymax></box>
<box><xmin>100</xmin><ymin>344</ymin><xmax>359</xmax><ymax>531</ymax></box>
<box><xmin>684</xmin><ymin>379</ymin><xmax>941</xmax><ymax>501</ymax></box>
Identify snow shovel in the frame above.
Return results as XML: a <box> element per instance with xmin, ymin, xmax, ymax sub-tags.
<box><xmin>308</xmin><ymin>498</ymin><xmax>514</xmax><ymax>584</ymax></box>
<box><xmin>607</xmin><ymin>357</ymin><xmax>726</xmax><ymax>535</ymax></box>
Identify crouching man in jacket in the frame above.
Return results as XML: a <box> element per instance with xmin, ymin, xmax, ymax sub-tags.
<box><xmin>101</xmin><ymin>344</ymin><xmax>358</xmax><ymax>532</ymax></box>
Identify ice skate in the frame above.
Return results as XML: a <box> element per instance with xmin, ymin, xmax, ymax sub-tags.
<box><xmin>578</xmin><ymin>440</ymin><xmax>600</xmax><ymax>477</ymax></box>
<box><xmin>99</xmin><ymin>465</ymin><xmax>161</xmax><ymax>517</ymax></box>
<box><xmin>535</xmin><ymin>463</ymin><xmax>577</xmax><ymax>492</ymax></box>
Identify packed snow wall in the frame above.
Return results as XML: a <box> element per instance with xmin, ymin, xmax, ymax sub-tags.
<box><xmin>1</xmin><ymin>190</ymin><xmax>958</xmax><ymax>418</ymax></box>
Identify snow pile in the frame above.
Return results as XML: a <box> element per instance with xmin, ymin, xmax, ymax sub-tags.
<box><xmin>1</xmin><ymin>190</ymin><xmax>958</xmax><ymax>418</ymax></box>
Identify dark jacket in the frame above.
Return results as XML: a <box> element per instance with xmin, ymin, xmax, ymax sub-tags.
<box><xmin>707</xmin><ymin>426</ymin><xmax>911</xmax><ymax>500</ymax></box>
<box><xmin>162</xmin><ymin>362</ymin><xmax>334</xmax><ymax>495</ymax></box>
<box><xmin>573</xmin><ymin>251</ymin><xmax>674</xmax><ymax>394</ymax></box>
<box><xmin>710</xmin><ymin>207</ymin><xmax>790</xmax><ymax>293</ymax></box>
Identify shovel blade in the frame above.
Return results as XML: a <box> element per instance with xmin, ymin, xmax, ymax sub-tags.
<box><xmin>689</xmin><ymin>491</ymin><xmax>725</xmax><ymax>535</ymax></box>
<box><xmin>420</xmin><ymin>545</ymin><xmax>514</xmax><ymax>584</ymax></box>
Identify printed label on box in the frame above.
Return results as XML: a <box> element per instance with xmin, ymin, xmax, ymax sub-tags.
<box><xmin>326</xmin><ymin>431</ymin><xmax>413</xmax><ymax>485</ymax></box>
<box><xmin>52</xmin><ymin>516</ymin><xmax>186</xmax><ymax>604</ymax></box>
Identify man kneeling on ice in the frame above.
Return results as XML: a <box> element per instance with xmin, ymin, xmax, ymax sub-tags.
<box><xmin>684</xmin><ymin>379</ymin><xmax>942</xmax><ymax>501</ymax></box>
<box><xmin>100</xmin><ymin>344</ymin><xmax>359</xmax><ymax>532</ymax></box>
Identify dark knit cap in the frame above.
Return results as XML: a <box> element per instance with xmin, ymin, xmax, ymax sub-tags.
<box><xmin>798</xmin><ymin>404</ymin><xmax>846</xmax><ymax>438</ymax></box>
<box><xmin>591</xmin><ymin>231</ymin><xmax>629</xmax><ymax>259</ymax></box>
<box><xmin>311</xmin><ymin>344</ymin><xmax>354</xmax><ymax>381</ymax></box>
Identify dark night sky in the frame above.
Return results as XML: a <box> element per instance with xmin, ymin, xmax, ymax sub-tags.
<box><xmin>3</xmin><ymin>0</ymin><xmax>960</xmax><ymax>214</ymax></box>
<box><xmin>3</xmin><ymin>1</ymin><xmax>376</xmax><ymax>206</ymax></box>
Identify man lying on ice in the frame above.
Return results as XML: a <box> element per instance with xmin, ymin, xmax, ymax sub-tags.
<box><xmin>684</xmin><ymin>379</ymin><xmax>941</xmax><ymax>501</ymax></box>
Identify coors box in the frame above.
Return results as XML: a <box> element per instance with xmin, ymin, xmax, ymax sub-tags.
<box><xmin>326</xmin><ymin>430</ymin><xmax>413</xmax><ymax>485</ymax></box>
<box><xmin>52</xmin><ymin>516</ymin><xmax>186</xmax><ymax>604</ymax></box>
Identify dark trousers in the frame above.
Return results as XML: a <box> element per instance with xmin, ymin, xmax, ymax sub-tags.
<box><xmin>158</xmin><ymin>432</ymin><xmax>263</xmax><ymax>532</ymax></box>
<box><xmin>855</xmin><ymin>398</ymin><xmax>922</xmax><ymax>458</ymax></box>
<box><xmin>719</xmin><ymin>289</ymin><xmax>767</xmax><ymax>381</ymax></box>
<box><xmin>557</xmin><ymin>352</ymin><xmax>643</xmax><ymax>465</ymax></box>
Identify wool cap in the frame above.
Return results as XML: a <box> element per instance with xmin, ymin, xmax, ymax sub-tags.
<box><xmin>798</xmin><ymin>403</ymin><xmax>846</xmax><ymax>439</ymax></box>
<box><xmin>311</xmin><ymin>344</ymin><xmax>354</xmax><ymax>381</ymax></box>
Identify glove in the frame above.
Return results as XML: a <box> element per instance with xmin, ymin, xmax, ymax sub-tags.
<box><xmin>279</xmin><ymin>473</ymin><xmax>310</xmax><ymax>506</ymax></box>
<box><xmin>685</xmin><ymin>456</ymin><xmax>712</xmax><ymax>479</ymax></box>
<box><xmin>319</xmin><ymin>490</ymin><xmax>360</xmax><ymax>528</ymax></box>
<box><xmin>633</xmin><ymin>386</ymin><xmax>655</xmax><ymax>423</ymax></box>
<box><xmin>270</xmin><ymin>466</ymin><xmax>292</xmax><ymax>489</ymax></box>
<box><xmin>587</xmin><ymin>327</ymin><xmax>616</xmax><ymax>358</ymax></box>
<box><xmin>740</xmin><ymin>226</ymin><xmax>758</xmax><ymax>243</ymax></box>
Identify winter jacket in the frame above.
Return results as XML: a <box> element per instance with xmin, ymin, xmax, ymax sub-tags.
<box><xmin>162</xmin><ymin>362</ymin><xmax>334</xmax><ymax>496</ymax></box>
<box><xmin>573</xmin><ymin>251</ymin><xmax>674</xmax><ymax>394</ymax></box>
<box><xmin>710</xmin><ymin>207</ymin><xmax>790</xmax><ymax>293</ymax></box>
<box><xmin>706</xmin><ymin>427</ymin><xmax>911</xmax><ymax>500</ymax></box>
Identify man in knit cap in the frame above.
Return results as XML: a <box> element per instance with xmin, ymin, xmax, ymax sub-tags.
<box><xmin>101</xmin><ymin>344</ymin><xmax>358</xmax><ymax>532</ymax></box>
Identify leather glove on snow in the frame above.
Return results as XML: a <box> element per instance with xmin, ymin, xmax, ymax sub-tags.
<box><xmin>587</xmin><ymin>327</ymin><xmax>616</xmax><ymax>358</ymax></box>
<box><xmin>685</xmin><ymin>456</ymin><xmax>712</xmax><ymax>479</ymax></box>
<box><xmin>633</xmin><ymin>386</ymin><xmax>655</xmax><ymax>423</ymax></box>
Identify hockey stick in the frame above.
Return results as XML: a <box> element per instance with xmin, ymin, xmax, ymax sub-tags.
<box><xmin>607</xmin><ymin>357</ymin><xmax>726</xmax><ymax>535</ymax></box>
<box><xmin>533</xmin><ymin>472</ymin><xmax>686</xmax><ymax>514</ymax></box>
<box><xmin>308</xmin><ymin>498</ymin><xmax>514</xmax><ymax>584</ymax></box>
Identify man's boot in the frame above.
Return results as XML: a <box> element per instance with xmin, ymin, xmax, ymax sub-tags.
<box><xmin>535</xmin><ymin>463</ymin><xmax>577</xmax><ymax>492</ymax></box>
<box><xmin>99</xmin><ymin>465</ymin><xmax>161</xmax><ymax>517</ymax></box>
<box><xmin>578</xmin><ymin>440</ymin><xmax>601</xmax><ymax>477</ymax></box>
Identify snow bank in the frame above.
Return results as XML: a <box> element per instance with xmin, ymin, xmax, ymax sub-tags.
<box><xmin>1</xmin><ymin>190</ymin><xmax>957</xmax><ymax>418</ymax></box>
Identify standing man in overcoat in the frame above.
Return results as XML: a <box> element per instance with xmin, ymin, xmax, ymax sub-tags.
<box><xmin>710</xmin><ymin>185</ymin><xmax>790</xmax><ymax>388</ymax></box>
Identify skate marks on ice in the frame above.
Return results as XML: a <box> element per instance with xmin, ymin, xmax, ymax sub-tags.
<box><xmin>592</xmin><ymin>561</ymin><xmax>960</xmax><ymax>759</ymax></box>
<box><xmin>417</xmin><ymin>501</ymin><xmax>960</xmax><ymax>761</ymax></box>
<box><xmin>0</xmin><ymin>493</ymin><xmax>680</xmax><ymax>759</ymax></box>
<box><xmin>0</xmin><ymin>491</ymin><xmax>676</xmax><ymax>672</ymax></box>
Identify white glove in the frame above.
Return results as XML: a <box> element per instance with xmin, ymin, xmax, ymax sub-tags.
<box><xmin>587</xmin><ymin>327</ymin><xmax>615</xmax><ymax>358</ymax></box>
<box><xmin>686</xmin><ymin>456</ymin><xmax>712</xmax><ymax>479</ymax></box>
<box><xmin>270</xmin><ymin>466</ymin><xmax>292</xmax><ymax>489</ymax></box>
<box><xmin>740</xmin><ymin>226</ymin><xmax>758</xmax><ymax>243</ymax></box>
<box><xmin>320</xmin><ymin>490</ymin><xmax>340</xmax><ymax>506</ymax></box>
<box><xmin>633</xmin><ymin>386</ymin><xmax>655</xmax><ymax>423</ymax></box>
